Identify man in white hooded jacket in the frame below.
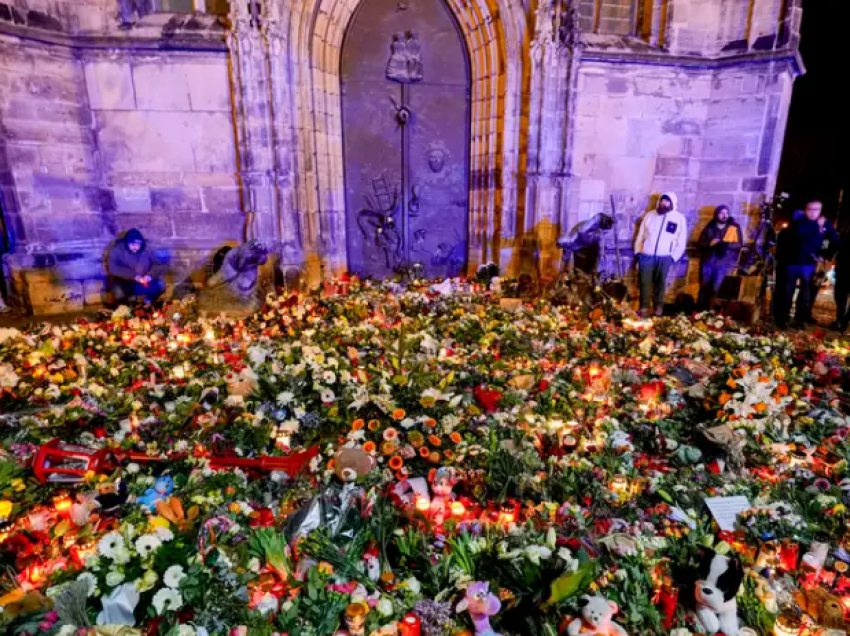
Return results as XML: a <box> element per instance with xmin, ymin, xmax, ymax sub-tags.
<box><xmin>634</xmin><ymin>192</ymin><xmax>688</xmax><ymax>317</ymax></box>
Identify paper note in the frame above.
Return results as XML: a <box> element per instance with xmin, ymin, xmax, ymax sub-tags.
<box><xmin>723</xmin><ymin>226</ymin><xmax>740</xmax><ymax>243</ymax></box>
<box><xmin>704</xmin><ymin>496</ymin><xmax>750</xmax><ymax>532</ymax></box>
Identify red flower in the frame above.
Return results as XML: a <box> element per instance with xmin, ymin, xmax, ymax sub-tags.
<box><xmin>250</xmin><ymin>508</ymin><xmax>276</xmax><ymax>528</ymax></box>
<box><xmin>93</xmin><ymin>428</ymin><xmax>107</xmax><ymax>439</ymax></box>
<box><xmin>474</xmin><ymin>385</ymin><xmax>503</xmax><ymax>413</ymax></box>
<box><xmin>539</xmin><ymin>379</ymin><xmax>550</xmax><ymax>393</ymax></box>
<box><xmin>639</xmin><ymin>381</ymin><xmax>665</xmax><ymax>402</ymax></box>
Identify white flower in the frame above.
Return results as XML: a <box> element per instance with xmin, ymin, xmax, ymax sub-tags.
<box><xmin>558</xmin><ymin>548</ymin><xmax>580</xmax><ymax>572</ymax></box>
<box><xmin>176</xmin><ymin>627</ymin><xmax>196</xmax><ymax>636</ymax></box>
<box><xmin>112</xmin><ymin>547</ymin><xmax>132</xmax><ymax>565</ymax></box>
<box><xmin>323</xmin><ymin>370</ymin><xmax>337</xmax><ymax>384</ymax></box>
<box><xmin>277</xmin><ymin>391</ymin><xmax>295</xmax><ymax>406</ymax></box>
<box><xmin>404</xmin><ymin>577</ymin><xmax>421</xmax><ymax>595</ymax></box>
<box><xmin>163</xmin><ymin>565</ymin><xmax>187</xmax><ymax>589</ymax></box>
<box><xmin>136</xmin><ymin>570</ymin><xmax>159</xmax><ymax>592</ymax></box>
<box><xmin>77</xmin><ymin>572</ymin><xmax>98</xmax><ymax>597</ymax></box>
<box><xmin>152</xmin><ymin>587</ymin><xmax>183</xmax><ymax>614</ymax></box>
<box><xmin>523</xmin><ymin>545</ymin><xmax>552</xmax><ymax>565</ymax></box>
<box><xmin>320</xmin><ymin>388</ymin><xmax>336</xmax><ymax>403</ymax></box>
<box><xmin>377</xmin><ymin>597</ymin><xmax>394</xmax><ymax>616</ymax></box>
<box><xmin>255</xmin><ymin>592</ymin><xmax>279</xmax><ymax>615</ymax></box>
<box><xmin>126</xmin><ymin>462</ymin><xmax>140</xmax><ymax>474</ymax></box>
<box><xmin>98</xmin><ymin>532</ymin><xmax>126</xmax><ymax>559</ymax></box>
<box><xmin>155</xmin><ymin>527</ymin><xmax>175</xmax><ymax>542</ymax></box>
<box><xmin>347</xmin><ymin>429</ymin><xmax>366</xmax><ymax>442</ymax></box>
<box><xmin>135</xmin><ymin>534</ymin><xmax>163</xmax><ymax>558</ymax></box>
<box><xmin>106</xmin><ymin>570</ymin><xmax>126</xmax><ymax>587</ymax></box>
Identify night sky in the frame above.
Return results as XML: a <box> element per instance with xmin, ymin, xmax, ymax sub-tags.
<box><xmin>777</xmin><ymin>0</ymin><xmax>850</xmax><ymax>220</ymax></box>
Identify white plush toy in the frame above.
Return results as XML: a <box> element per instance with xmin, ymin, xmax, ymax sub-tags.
<box><xmin>695</xmin><ymin>550</ymin><xmax>744</xmax><ymax>636</ymax></box>
<box><xmin>608</xmin><ymin>431</ymin><xmax>634</xmax><ymax>454</ymax></box>
<box><xmin>568</xmin><ymin>595</ymin><xmax>630</xmax><ymax>636</ymax></box>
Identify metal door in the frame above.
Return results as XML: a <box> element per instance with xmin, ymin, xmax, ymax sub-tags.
<box><xmin>341</xmin><ymin>0</ymin><xmax>470</xmax><ymax>279</ymax></box>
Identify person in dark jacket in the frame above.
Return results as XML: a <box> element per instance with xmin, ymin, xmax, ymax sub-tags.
<box><xmin>831</xmin><ymin>222</ymin><xmax>850</xmax><ymax>332</ymax></box>
<box><xmin>697</xmin><ymin>205</ymin><xmax>743</xmax><ymax>311</ymax></box>
<box><xmin>773</xmin><ymin>201</ymin><xmax>839</xmax><ymax>329</ymax></box>
<box><xmin>107</xmin><ymin>228</ymin><xmax>165</xmax><ymax>304</ymax></box>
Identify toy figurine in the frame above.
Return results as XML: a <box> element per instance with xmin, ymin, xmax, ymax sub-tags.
<box><xmin>457</xmin><ymin>581</ymin><xmax>501</xmax><ymax>636</ymax></box>
<box><xmin>137</xmin><ymin>475</ymin><xmax>174</xmax><ymax>511</ymax></box>
<box><xmin>695</xmin><ymin>549</ymin><xmax>744</xmax><ymax>636</ymax></box>
<box><xmin>429</xmin><ymin>467</ymin><xmax>458</xmax><ymax>525</ymax></box>
<box><xmin>568</xmin><ymin>595</ymin><xmax>630</xmax><ymax>636</ymax></box>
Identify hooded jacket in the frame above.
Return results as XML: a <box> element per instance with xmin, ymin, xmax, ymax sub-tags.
<box><xmin>108</xmin><ymin>228</ymin><xmax>153</xmax><ymax>281</ymax></box>
<box><xmin>698</xmin><ymin>206</ymin><xmax>743</xmax><ymax>265</ymax></box>
<box><xmin>777</xmin><ymin>215</ymin><xmax>839</xmax><ymax>267</ymax></box>
<box><xmin>634</xmin><ymin>192</ymin><xmax>688</xmax><ymax>261</ymax></box>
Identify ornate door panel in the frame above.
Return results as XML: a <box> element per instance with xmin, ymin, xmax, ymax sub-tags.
<box><xmin>341</xmin><ymin>0</ymin><xmax>470</xmax><ymax>279</ymax></box>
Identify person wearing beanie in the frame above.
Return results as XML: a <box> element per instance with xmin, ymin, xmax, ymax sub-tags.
<box><xmin>634</xmin><ymin>192</ymin><xmax>688</xmax><ymax>317</ymax></box>
<box><xmin>107</xmin><ymin>228</ymin><xmax>166</xmax><ymax>304</ymax></box>
<box><xmin>696</xmin><ymin>205</ymin><xmax>743</xmax><ymax>311</ymax></box>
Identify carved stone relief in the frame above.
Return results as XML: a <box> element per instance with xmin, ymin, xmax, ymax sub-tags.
<box><xmin>387</xmin><ymin>32</ymin><xmax>424</xmax><ymax>83</ymax></box>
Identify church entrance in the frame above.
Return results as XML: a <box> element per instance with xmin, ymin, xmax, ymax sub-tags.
<box><xmin>341</xmin><ymin>0</ymin><xmax>470</xmax><ymax>279</ymax></box>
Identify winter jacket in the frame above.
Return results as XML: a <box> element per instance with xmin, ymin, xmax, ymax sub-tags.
<box><xmin>698</xmin><ymin>219</ymin><xmax>743</xmax><ymax>265</ymax></box>
<box><xmin>634</xmin><ymin>192</ymin><xmax>688</xmax><ymax>262</ymax></box>
<box><xmin>777</xmin><ymin>217</ymin><xmax>839</xmax><ymax>267</ymax></box>
<box><xmin>107</xmin><ymin>229</ymin><xmax>153</xmax><ymax>281</ymax></box>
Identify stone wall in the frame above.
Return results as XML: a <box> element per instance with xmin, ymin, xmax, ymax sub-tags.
<box><xmin>0</xmin><ymin>0</ymin><xmax>803</xmax><ymax>313</ymax></box>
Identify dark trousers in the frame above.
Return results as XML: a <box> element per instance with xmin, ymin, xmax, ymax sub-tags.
<box><xmin>112</xmin><ymin>278</ymin><xmax>166</xmax><ymax>303</ymax></box>
<box><xmin>698</xmin><ymin>259</ymin><xmax>732</xmax><ymax>310</ymax></box>
<box><xmin>638</xmin><ymin>254</ymin><xmax>673</xmax><ymax>312</ymax></box>
<box><xmin>835</xmin><ymin>263</ymin><xmax>850</xmax><ymax>326</ymax></box>
<box><xmin>773</xmin><ymin>263</ymin><xmax>814</xmax><ymax>327</ymax></box>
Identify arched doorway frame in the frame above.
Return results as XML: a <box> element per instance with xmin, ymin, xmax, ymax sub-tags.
<box><xmin>285</xmin><ymin>0</ymin><xmax>527</xmax><ymax>276</ymax></box>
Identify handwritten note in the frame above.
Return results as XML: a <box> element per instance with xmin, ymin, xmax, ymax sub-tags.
<box><xmin>705</xmin><ymin>496</ymin><xmax>750</xmax><ymax>532</ymax></box>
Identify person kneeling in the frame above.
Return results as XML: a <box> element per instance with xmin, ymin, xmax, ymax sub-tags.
<box><xmin>107</xmin><ymin>228</ymin><xmax>166</xmax><ymax>305</ymax></box>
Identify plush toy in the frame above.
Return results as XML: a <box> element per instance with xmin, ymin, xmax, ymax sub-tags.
<box><xmin>225</xmin><ymin>367</ymin><xmax>259</xmax><ymax>407</ymax></box>
<box><xmin>695</xmin><ymin>549</ymin><xmax>744</xmax><ymax>636</ymax></box>
<box><xmin>428</xmin><ymin>467</ymin><xmax>458</xmax><ymax>525</ymax></box>
<box><xmin>334</xmin><ymin>447</ymin><xmax>374</xmax><ymax>482</ymax></box>
<box><xmin>567</xmin><ymin>595</ymin><xmax>629</xmax><ymax>636</ymax></box>
<box><xmin>608</xmin><ymin>431</ymin><xmax>634</xmax><ymax>455</ymax></box>
<box><xmin>137</xmin><ymin>475</ymin><xmax>174</xmax><ymax>511</ymax></box>
<box><xmin>363</xmin><ymin>544</ymin><xmax>381</xmax><ymax>582</ymax></box>
<box><xmin>457</xmin><ymin>581</ymin><xmax>501</xmax><ymax>636</ymax></box>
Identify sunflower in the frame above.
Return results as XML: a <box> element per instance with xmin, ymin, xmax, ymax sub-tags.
<box><xmin>392</xmin><ymin>409</ymin><xmax>406</xmax><ymax>421</ymax></box>
<box><xmin>408</xmin><ymin>431</ymin><xmax>425</xmax><ymax>448</ymax></box>
<box><xmin>363</xmin><ymin>441</ymin><xmax>377</xmax><ymax>453</ymax></box>
<box><xmin>428</xmin><ymin>435</ymin><xmax>442</xmax><ymax>447</ymax></box>
<box><xmin>419</xmin><ymin>446</ymin><xmax>431</xmax><ymax>458</ymax></box>
<box><xmin>389</xmin><ymin>456</ymin><xmax>404</xmax><ymax>470</ymax></box>
<box><xmin>450</xmin><ymin>432</ymin><xmax>462</xmax><ymax>444</ymax></box>
<box><xmin>352</xmin><ymin>419</ymin><xmax>365</xmax><ymax>431</ymax></box>
<box><xmin>368</xmin><ymin>420</ymin><xmax>382</xmax><ymax>432</ymax></box>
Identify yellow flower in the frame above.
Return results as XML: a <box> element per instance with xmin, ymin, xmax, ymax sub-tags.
<box><xmin>0</xmin><ymin>500</ymin><xmax>12</xmax><ymax>518</ymax></box>
<box><xmin>834</xmin><ymin>504</ymin><xmax>847</xmax><ymax>515</ymax></box>
<box><xmin>420</xmin><ymin>395</ymin><xmax>436</xmax><ymax>408</ymax></box>
<box><xmin>150</xmin><ymin>516</ymin><xmax>171</xmax><ymax>529</ymax></box>
<box><xmin>318</xmin><ymin>562</ymin><xmax>334</xmax><ymax>575</ymax></box>
<box><xmin>10</xmin><ymin>478</ymin><xmax>25</xmax><ymax>492</ymax></box>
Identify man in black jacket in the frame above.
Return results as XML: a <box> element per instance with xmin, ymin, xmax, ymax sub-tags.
<box><xmin>773</xmin><ymin>201</ymin><xmax>839</xmax><ymax>329</ymax></box>
<box><xmin>697</xmin><ymin>205</ymin><xmax>743</xmax><ymax>311</ymax></box>
<box><xmin>832</xmin><ymin>222</ymin><xmax>850</xmax><ymax>331</ymax></box>
<box><xmin>107</xmin><ymin>228</ymin><xmax>166</xmax><ymax>304</ymax></box>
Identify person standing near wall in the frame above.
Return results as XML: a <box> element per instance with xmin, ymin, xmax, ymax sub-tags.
<box><xmin>773</xmin><ymin>200</ymin><xmax>839</xmax><ymax>329</ymax></box>
<box><xmin>696</xmin><ymin>205</ymin><xmax>743</xmax><ymax>311</ymax></box>
<box><xmin>634</xmin><ymin>192</ymin><xmax>688</xmax><ymax>317</ymax></box>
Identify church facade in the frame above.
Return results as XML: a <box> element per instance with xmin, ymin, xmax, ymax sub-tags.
<box><xmin>0</xmin><ymin>0</ymin><xmax>803</xmax><ymax>313</ymax></box>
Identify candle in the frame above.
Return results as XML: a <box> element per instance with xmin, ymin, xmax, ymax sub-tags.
<box><xmin>415</xmin><ymin>496</ymin><xmax>430</xmax><ymax>514</ymax></box>
<box><xmin>173</xmin><ymin>364</ymin><xmax>186</xmax><ymax>380</ymax></box>
<box><xmin>773</xmin><ymin>613</ymin><xmax>801</xmax><ymax>636</ymax></box>
<box><xmin>451</xmin><ymin>501</ymin><xmax>466</xmax><ymax>518</ymax></box>
<box><xmin>609</xmin><ymin>475</ymin><xmax>629</xmax><ymax>495</ymax></box>
<box><xmin>398</xmin><ymin>613</ymin><xmax>421</xmax><ymax>636</ymax></box>
<box><xmin>53</xmin><ymin>493</ymin><xmax>72</xmax><ymax>516</ymax></box>
<box><xmin>344</xmin><ymin>602</ymin><xmax>368</xmax><ymax>636</ymax></box>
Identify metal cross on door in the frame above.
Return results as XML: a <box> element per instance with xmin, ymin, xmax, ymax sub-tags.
<box><xmin>341</xmin><ymin>0</ymin><xmax>470</xmax><ymax>280</ymax></box>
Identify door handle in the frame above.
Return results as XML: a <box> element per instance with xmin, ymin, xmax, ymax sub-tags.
<box><xmin>409</xmin><ymin>186</ymin><xmax>421</xmax><ymax>216</ymax></box>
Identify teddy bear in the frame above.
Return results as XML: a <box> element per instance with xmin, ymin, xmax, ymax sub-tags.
<box><xmin>695</xmin><ymin>549</ymin><xmax>744</xmax><ymax>636</ymax></box>
<box><xmin>335</xmin><ymin>447</ymin><xmax>374</xmax><ymax>483</ymax></box>
<box><xmin>567</xmin><ymin>595</ymin><xmax>630</xmax><ymax>636</ymax></box>
<box><xmin>457</xmin><ymin>581</ymin><xmax>501</xmax><ymax>636</ymax></box>
<box><xmin>608</xmin><ymin>431</ymin><xmax>634</xmax><ymax>455</ymax></box>
<box><xmin>137</xmin><ymin>475</ymin><xmax>174</xmax><ymax>511</ymax></box>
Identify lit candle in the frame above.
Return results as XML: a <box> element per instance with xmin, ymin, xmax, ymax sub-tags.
<box><xmin>173</xmin><ymin>364</ymin><xmax>186</xmax><ymax>380</ymax></box>
<box><xmin>609</xmin><ymin>475</ymin><xmax>629</xmax><ymax>495</ymax></box>
<box><xmin>773</xmin><ymin>613</ymin><xmax>801</xmax><ymax>636</ymax></box>
<box><xmin>450</xmin><ymin>501</ymin><xmax>466</xmax><ymax>518</ymax></box>
<box><xmin>398</xmin><ymin>613</ymin><xmax>421</xmax><ymax>636</ymax></box>
<box><xmin>53</xmin><ymin>493</ymin><xmax>72</xmax><ymax>516</ymax></box>
<box><xmin>415</xmin><ymin>496</ymin><xmax>430</xmax><ymax>514</ymax></box>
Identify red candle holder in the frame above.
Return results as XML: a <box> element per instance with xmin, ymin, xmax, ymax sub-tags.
<box><xmin>399</xmin><ymin>613</ymin><xmax>421</xmax><ymax>636</ymax></box>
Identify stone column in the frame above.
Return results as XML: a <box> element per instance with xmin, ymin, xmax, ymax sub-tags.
<box><xmin>228</xmin><ymin>0</ymin><xmax>280</xmax><ymax>243</ymax></box>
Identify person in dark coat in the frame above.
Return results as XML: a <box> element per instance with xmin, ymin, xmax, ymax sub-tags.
<box><xmin>831</xmin><ymin>222</ymin><xmax>850</xmax><ymax>332</ymax></box>
<box><xmin>697</xmin><ymin>205</ymin><xmax>743</xmax><ymax>311</ymax></box>
<box><xmin>107</xmin><ymin>228</ymin><xmax>166</xmax><ymax>304</ymax></box>
<box><xmin>773</xmin><ymin>201</ymin><xmax>839</xmax><ymax>329</ymax></box>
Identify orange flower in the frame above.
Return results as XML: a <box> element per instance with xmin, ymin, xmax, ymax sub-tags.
<box><xmin>383</xmin><ymin>427</ymin><xmax>399</xmax><ymax>442</ymax></box>
<box><xmin>352</xmin><ymin>419</ymin><xmax>365</xmax><ymax>431</ymax></box>
<box><xmin>754</xmin><ymin>402</ymin><xmax>767</xmax><ymax>414</ymax></box>
<box><xmin>408</xmin><ymin>431</ymin><xmax>425</xmax><ymax>448</ymax></box>
<box><xmin>392</xmin><ymin>409</ymin><xmax>406</xmax><ymax>421</ymax></box>
<box><xmin>419</xmin><ymin>446</ymin><xmax>431</xmax><ymax>458</ymax></box>
<box><xmin>368</xmin><ymin>420</ymin><xmax>381</xmax><ymax>432</ymax></box>
<box><xmin>423</xmin><ymin>418</ymin><xmax>437</xmax><ymax>429</ymax></box>
<box><xmin>777</xmin><ymin>383</ymin><xmax>789</xmax><ymax>396</ymax></box>
<box><xmin>758</xmin><ymin>375</ymin><xmax>769</xmax><ymax>383</ymax></box>
<box><xmin>395</xmin><ymin>468</ymin><xmax>409</xmax><ymax>480</ymax></box>
<box><xmin>381</xmin><ymin>441</ymin><xmax>399</xmax><ymax>456</ymax></box>
<box><xmin>450</xmin><ymin>432</ymin><xmax>462</xmax><ymax>444</ymax></box>
<box><xmin>429</xmin><ymin>451</ymin><xmax>441</xmax><ymax>463</ymax></box>
<box><xmin>719</xmin><ymin>392</ymin><xmax>732</xmax><ymax>405</ymax></box>
<box><xmin>726</xmin><ymin>378</ymin><xmax>738</xmax><ymax>389</ymax></box>
<box><xmin>363</xmin><ymin>441</ymin><xmax>377</xmax><ymax>453</ymax></box>
<box><xmin>389</xmin><ymin>456</ymin><xmax>404</xmax><ymax>470</ymax></box>
<box><xmin>443</xmin><ymin>450</ymin><xmax>455</xmax><ymax>461</ymax></box>
<box><xmin>428</xmin><ymin>435</ymin><xmax>442</xmax><ymax>447</ymax></box>
<box><xmin>327</xmin><ymin>458</ymin><xmax>336</xmax><ymax>470</ymax></box>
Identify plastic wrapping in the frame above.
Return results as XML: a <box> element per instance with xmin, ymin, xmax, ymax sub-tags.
<box><xmin>285</xmin><ymin>482</ymin><xmax>365</xmax><ymax>541</ymax></box>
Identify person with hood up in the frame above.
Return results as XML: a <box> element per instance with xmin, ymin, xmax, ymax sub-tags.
<box><xmin>696</xmin><ymin>205</ymin><xmax>743</xmax><ymax>311</ymax></box>
<box><xmin>107</xmin><ymin>228</ymin><xmax>166</xmax><ymax>304</ymax></box>
<box><xmin>634</xmin><ymin>192</ymin><xmax>688</xmax><ymax>317</ymax></box>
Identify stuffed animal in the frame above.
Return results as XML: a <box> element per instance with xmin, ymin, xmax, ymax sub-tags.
<box><xmin>567</xmin><ymin>595</ymin><xmax>629</xmax><ymax>636</ymax></box>
<box><xmin>363</xmin><ymin>544</ymin><xmax>381</xmax><ymax>582</ymax></box>
<box><xmin>695</xmin><ymin>549</ymin><xmax>744</xmax><ymax>636</ymax></box>
<box><xmin>137</xmin><ymin>475</ymin><xmax>174</xmax><ymax>511</ymax></box>
<box><xmin>334</xmin><ymin>447</ymin><xmax>374</xmax><ymax>482</ymax></box>
<box><xmin>428</xmin><ymin>467</ymin><xmax>458</xmax><ymax>525</ymax></box>
<box><xmin>608</xmin><ymin>431</ymin><xmax>634</xmax><ymax>455</ymax></box>
<box><xmin>457</xmin><ymin>581</ymin><xmax>501</xmax><ymax>636</ymax></box>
